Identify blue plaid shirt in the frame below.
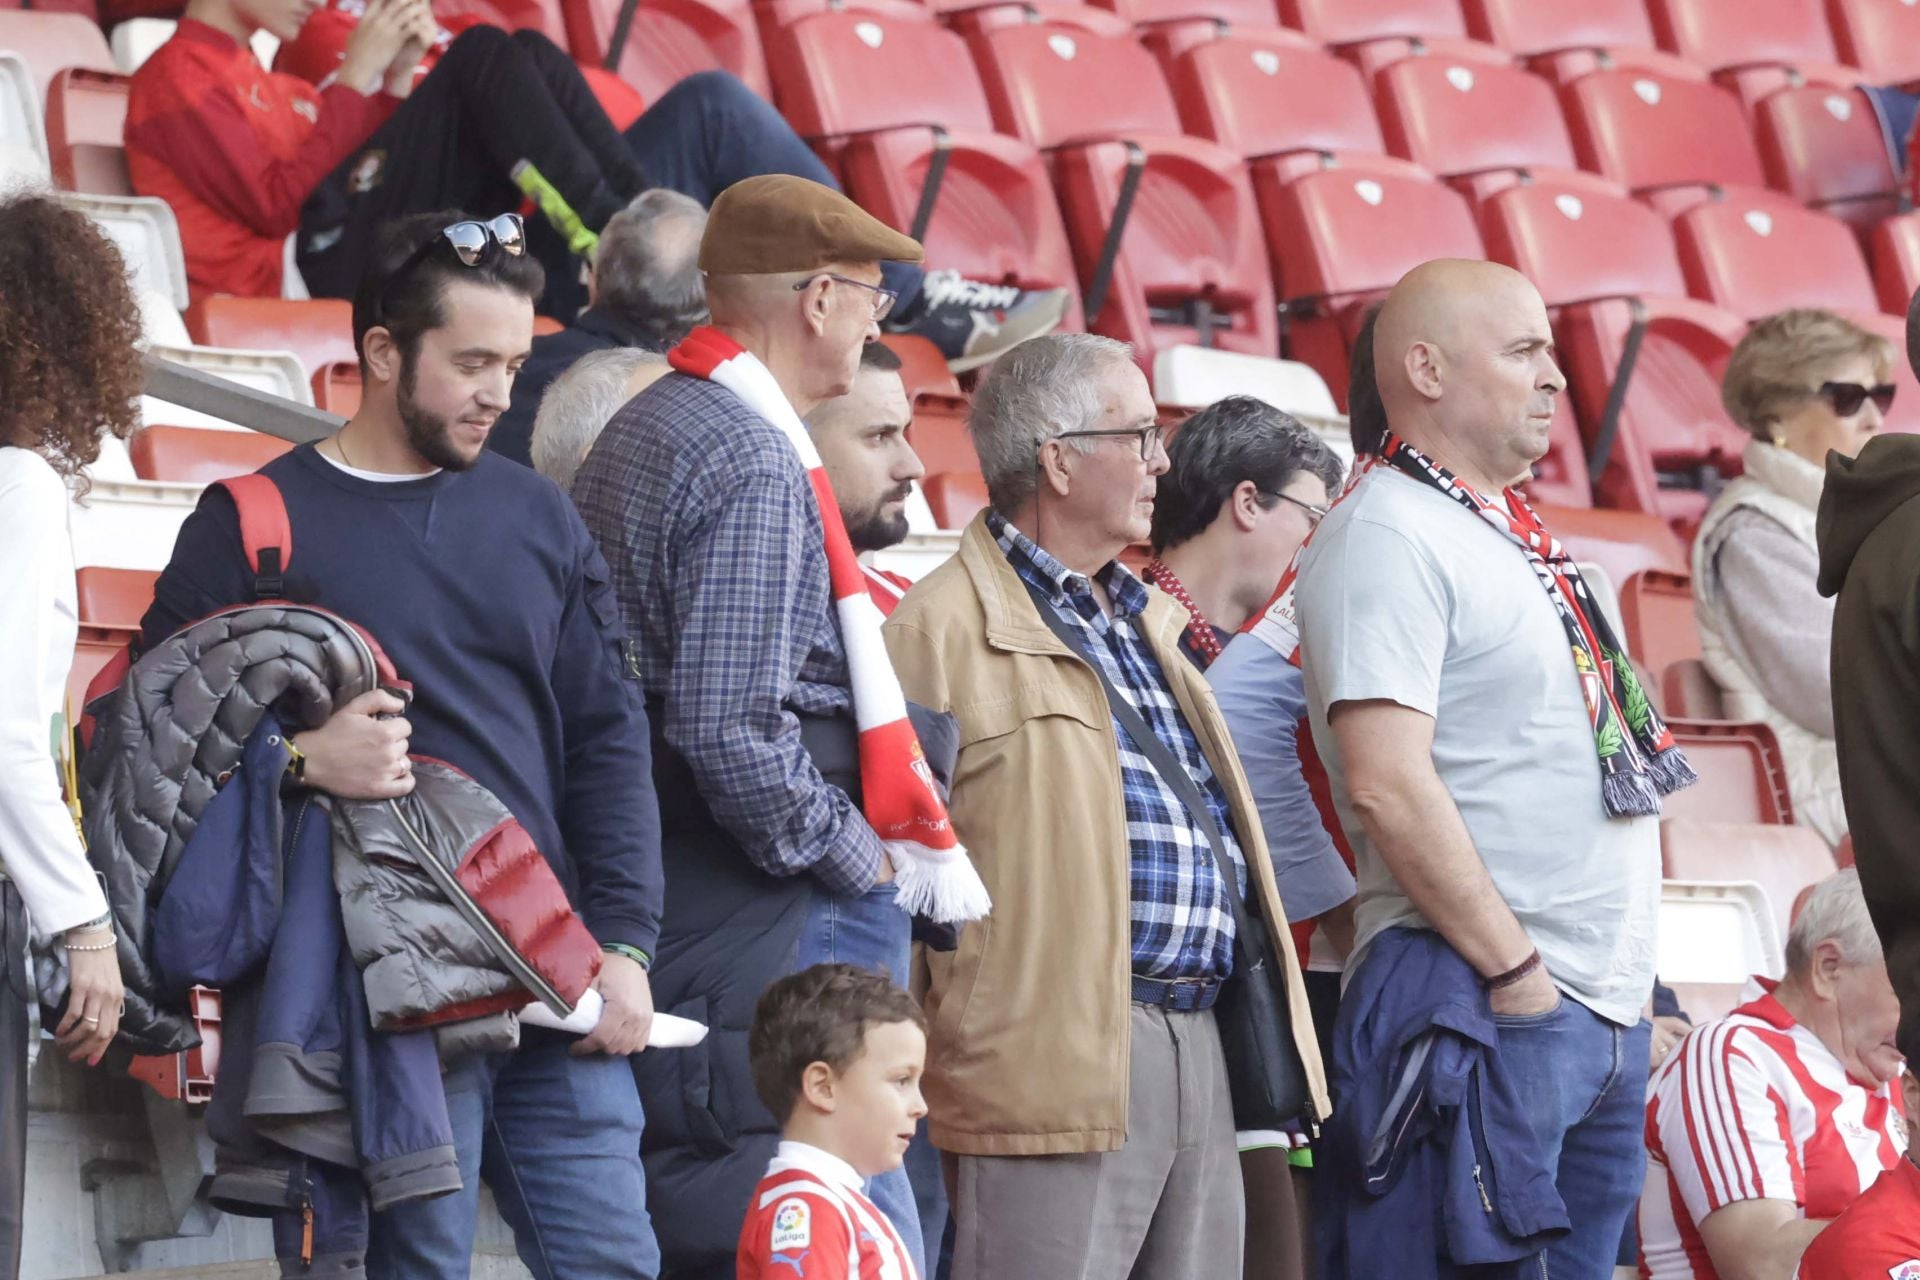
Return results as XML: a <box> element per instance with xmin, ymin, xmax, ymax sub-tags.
<box><xmin>989</xmin><ymin>513</ymin><xmax>1244</xmax><ymax>982</ymax></box>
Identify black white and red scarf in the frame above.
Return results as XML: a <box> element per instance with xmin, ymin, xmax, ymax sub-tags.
<box><xmin>669</xmin><ymin>327</ymin><xmax>990</xmax><ymax>922</ymax></box>
<box><xmin>1247</xmin><ymin>433</ymin><xmax>1694</xmax><ymax>819</ymax></box>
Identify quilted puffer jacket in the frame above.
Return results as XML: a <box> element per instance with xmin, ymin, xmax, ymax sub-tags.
<box><xmin>72</xmin><ymin>602</ymin><xmax>601</xmax><ymax>1056</ymax></box>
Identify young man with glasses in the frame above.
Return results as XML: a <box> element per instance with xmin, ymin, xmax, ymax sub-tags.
<box><xmin>880</xmin><ymin>333</ymin><xmax>1328</xmax><ymax>1280</ymax></box>
<box><xmin>142</xmin><ymin>211</ymin><xmax>666</xmax><ymax>1279</ymax></box>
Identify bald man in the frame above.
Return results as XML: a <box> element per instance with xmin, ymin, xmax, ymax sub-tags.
<box><xmin>1294</xmin><ymin>261</ymin><xmax>1688</xmax><ymax>1278</ymax></box>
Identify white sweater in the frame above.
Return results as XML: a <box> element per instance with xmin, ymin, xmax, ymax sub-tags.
<box><xmin>0</xmin><ymin>447</ymin><xmax>110</xmax><ymax>934</ymax></box>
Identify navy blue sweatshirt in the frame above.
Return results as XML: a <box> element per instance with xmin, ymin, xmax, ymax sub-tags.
<box><xmin>141</xmin><ymin>443</ymin><xmax>663</xmax><ymax>956</ymax></box>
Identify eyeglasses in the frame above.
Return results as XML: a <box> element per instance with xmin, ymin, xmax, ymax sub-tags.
<box><xmin>794</xmin><ymin>272</ymin><xmax>898</xmax><ymax>322</ymax></box>
<box><xmin>1817</xmin><ymin>380</ymin><xmax>1896</xmax><ymax>418</ymax></box>
<box><xmin>376</xmin><ymin>214</ymin><xmax>527</xmax><ymax>327</ymax></box>
<box><xmin>1054</xmin><ymin>424</ymin><xmax>1168</xmax><ymax>460</ymax></box>
<box><xmin>1260</xmin><ymin>489</ymin><xmax>1330</xmax><ymax>527</ymax></box>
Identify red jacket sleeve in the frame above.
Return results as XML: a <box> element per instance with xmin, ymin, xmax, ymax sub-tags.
<box><xmin>737</xmin><ymin>1190</ymin><xmax>854</xmax><ymax>1280</ymax></box>
<box><xmin>127</xmin><ymin>63</ymin><xmax>395</xmax><ymax>239</ymax></box>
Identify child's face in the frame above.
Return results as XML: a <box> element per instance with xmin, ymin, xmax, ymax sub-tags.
<box><xmin>829</xmin><ymin>1020</ymin><xmax>928</xmax><ymax>1178</ymax></box>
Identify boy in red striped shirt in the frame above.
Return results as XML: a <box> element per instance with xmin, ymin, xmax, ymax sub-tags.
<box><xmin>739</xmin><ymin>965</ymin><xmax>927</xmax><ymax>1280</ymax></box>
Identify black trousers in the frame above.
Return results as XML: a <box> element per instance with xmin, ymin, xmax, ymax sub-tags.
<box><xmin>297</xmin><ymin>26</ymin><xmax>647</xmax><ymax>306</ymax></box>
<box><xmin>0</xmin><ymin>884</ymin><xmax>30</xmax><ymax>1280</ymax></box>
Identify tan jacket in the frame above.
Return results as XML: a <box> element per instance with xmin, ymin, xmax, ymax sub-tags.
<box><xmin>883</xmin><ymin>514</ymin><xmax>1331</xmax><ymax>1157</ymax></box>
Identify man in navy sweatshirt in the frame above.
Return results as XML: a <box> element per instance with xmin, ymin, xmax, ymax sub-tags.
<box><xmin>142</xmin><ymin>209</ymin><xmax>665</xmax><ymax>1279</ymax></box>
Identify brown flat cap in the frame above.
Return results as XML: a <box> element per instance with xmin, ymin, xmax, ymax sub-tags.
<box><xmin>699</xmin><ymin>175</ymin><xmax>924</xmax><ymax>274</ymax></box>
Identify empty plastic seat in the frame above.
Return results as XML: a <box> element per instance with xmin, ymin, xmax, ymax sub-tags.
<box><xmin>1151</xmin><ymin>345</ymin><xmax>1339</xmax><ymax>418</ymax></box>
<box><xmin>1868</xmin><ymin>211</ymin><xmax>1920</xmax><ymax>316</ymax></box>
<box><xmin>1619</xmin><ymin>568</ymin><xmax>1700</xmax><ymax>680</ymax></box>
<box><xmin>1277</xmin><ymin>0</ymin><xmax>1464</xmax><ymax>46</ymax></box>
<box><xmin>1374</xmin><ymin>56</ymin><xmax>1578</xmax><ymax>201</ymax></box>
<box><xmin>1167</xmin><ymin>29</ymin><xmax>1385</xmax><ymax>179</ymax></box>
<box><xmin>1482</xmin><ymin>180</ymin><xmax>1752</xmax><ymax>524</ymax></box>
<box><xmin>1089</xmin><ymin>0</ymin><xmax>1281</xmax><ymax>30</ymax></box>
<box><xmin>968</xmin><ymin>15</ymin><xmax>1276</xmax><ymax>368</ymax></box>
<box><xmin>1660</xmin><ymin>817</ymin><xmax>1837</xmax><ymax>943</ymax></box>
<box><xmin>130</xmin><ymin>425</ymin><xmax>293</xmax><ymax>485</ymax></box>
<box><xmin>1674</xmin><ymin>198</ymin><xmax>1879</xmax><ymax>320</ymax></box>
<box><xmin>311</xmin><ymin>361</ymin><xmax>362</xmax><ymax>418</ymax></box>
<box><xmin>57</xmin><ymin>189</ymin><xmax>188</xmax><ymax>309</ymax></box>
<box><xmin>1663</xmin><ymin>719</ymin><xmax>1795</xmax><ymax>825</ymax></box>
<box><xmin>46</xmin><ymin>66</ymin><xmax>130</xmax><ymax>195</ymax></box>
<box><xmin>1826</xmin><ymin>0</ymin><xmax>1920</xmax><ymax>84</ymax></box>
<box><xmin>1561</xmin><ymin>69</ymin><xmax>1767</xmax><ymax>216</ymax></box>
<box><xmin>1535</xmin><ymin>502</ymin><xmax>1689</xmax><ymax>585</ymax></box>
<box><xmin>144</xmin><ymin>344</ymin><xmax>312</xmax><ymax>431</ymax></box>
<box><xmin>922</xmin><ymin>471</ymin><xmax>989</xmax><ymax>529</ymax></box>
<box><xmin>75</xmin><ymin>565</ymin><xmax>158</xmax><ymax>630</ymax></box>
<box><xmin>1462</xmin><ymin>0</ymin><xmax>1655</xmax><ymax>56</ymax></box>
<box><xmin>766</xmin><ymin>9</ymin><xmax>1082</xmax><ymax>326</ymax></box>
<box><xmin>563</xmin><ymin>0</ymin><xmax>768</xmax><ymax>100</ymax></box>
<box><xmin>0</xmin><ymin>9</ymin><xmax>115</xmax><ymax>103</ymax></box>
<box><xmin>1754</xmin><ymin>85</ymin><xmax>1902</xmax><ymax>231</ymax></box>
<box><xmin>0</xmin><ymin>50</ymin><xmax>46</xmax><ymax>180</ymax></box>
<box><xmin>1647</xmin><ymin>0</ymin><xmax>1860</xmax><ymax>109</ymax></box>
<box><xmin>1659</xmin><ymin>880</ymin><xmax>1784</xmax><ymax>991</ymax></box>
<box><xmin>1662</xmin><ymin>657</ymin><xmax>1727</xmax><ymax>719</ymax></box>
<box><xmin>185</xmin><ymin>297</ymin><xmax>356</xmax><ymax>380</ymax></box>
<box><xmin>877</xmin><ymin>334</ymin><xmax>960</xmax><ymax>404</ymax></box>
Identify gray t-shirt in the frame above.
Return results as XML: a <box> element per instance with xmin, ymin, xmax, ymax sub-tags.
<box><xmin>1295</xmin><ymin>467</ymin><xmax>1658</xmax><ymax>1026</ymax></box>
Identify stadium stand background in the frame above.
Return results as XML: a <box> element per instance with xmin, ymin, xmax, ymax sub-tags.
<box><xmin>0</xmin><ymin>0</ymin><xmax>1895</xmax><ymax>1272</ymax></box>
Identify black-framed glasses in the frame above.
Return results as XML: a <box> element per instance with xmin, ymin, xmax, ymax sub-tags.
<box><xmin>794</xmin><ymin>272</ymin><xmax>898</xmax><ymax>322</ymax></box>
<box><xmin>376</xmin><ymin>214</ymin><xmax>527</xmax><ymax>326</ymax></box>
<box><xmin>1055</xmin><ymin>424</ymin><xmax>1167</xmax><ymax>460</ymax></box>
<box><xmin>1817</xmin><ymin>380</ymin><xmax>1896</xmax><ymax>418</ymax></box>
<box><xmin>1260</xmin><ymin>489</ymin><xmax>1330</xmax><ymax>527</ymax></box>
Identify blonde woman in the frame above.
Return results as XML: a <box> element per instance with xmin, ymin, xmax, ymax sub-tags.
<box><xmin>1695</xmin><ymin>309</ymin><xmax>1894</xmax><ymax>846</ymax></box>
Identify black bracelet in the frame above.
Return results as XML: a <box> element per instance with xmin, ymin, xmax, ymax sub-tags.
<box><xmin>1486</xmin><ymin>949</ymin><xmax>1542</xmax><ymax>991</ymax></box>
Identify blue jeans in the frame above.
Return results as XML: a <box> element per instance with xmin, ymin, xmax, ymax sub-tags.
<box><xmin>622</xmin><ymin>70</ymin><xmax>926</xmax><ymax>312</ymax></box>
<box><xmin>794</xmin><ymin>881</ymin><xmax>927</xmax><ymax>1279</ymax></box>
<box><xmin>1494</xmin><ymin>999</ymin><xmax>1652</xmax><ymax>1280</ymax></box>
<box><xmin>366</xmin><ymin>1029</ymin><xmax>659</xmax><ymax>1279</ymax></box>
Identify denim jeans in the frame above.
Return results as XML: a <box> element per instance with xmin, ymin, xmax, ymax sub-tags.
<box><xmin>622</xmin><ymin>70</ymin><xmax>926</xmax><ymax>312</ymax></box>
<box><xmin>793</xmin><ymin>881</ymin><xmax>927</xmax><ymax>1279</ymax></box>
<box><xmin>366</xmin><ymin>1028</ymin><xmax>659</xmax><ymax>1279</ymax></box>
<box><xmin>1493</xmin><ymin>998</ymin><xmax>1652</xmax><ymax>1280</ymax></box>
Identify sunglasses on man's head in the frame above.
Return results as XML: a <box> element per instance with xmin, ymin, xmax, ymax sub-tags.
<box><xmin>376</xmin><ymin>213</ymin><xmax>527</xmax><ymax>328</ymax></box>
<box><xmin>1817</xmin><ymin>380</ymin><xmax>1896</xmax><ymax>418</ymax></box>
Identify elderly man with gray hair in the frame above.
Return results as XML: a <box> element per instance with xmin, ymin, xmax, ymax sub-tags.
<box><xmin>530</xmin><ymin>347</ymin><xmax>670</xmax><ymax>490</ymax></box>
<box><xmin>492</xmin><ymin>188</ymin><xmax>708</xmax><ymax>467</ymax></box>
<box><xmin>1641</xmin><ymin>867</ymin><xmax>1907</xmax><ymax>1280</ymax></box>
<box><xmin>883</xmin><ymin>333</ymin><xmax>1328</xmax><ymax>1280</ymax></box>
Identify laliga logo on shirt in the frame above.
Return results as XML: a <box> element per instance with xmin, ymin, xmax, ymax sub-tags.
<box><xmin>770</xmin><ymin>1199</ymin><xmax>811</xmax><ymax>1253</ymax></box>
<box><xmin>1887</xmin><ymin>1262</ymin><xmax>1920</xmax><ymax>1280</ymax></box>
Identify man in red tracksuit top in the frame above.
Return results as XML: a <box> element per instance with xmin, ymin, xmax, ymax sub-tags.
<box><xmin>739</xmin><ymin>965</ymin><xmax>927</xmax><ymax>1280</ymax></box>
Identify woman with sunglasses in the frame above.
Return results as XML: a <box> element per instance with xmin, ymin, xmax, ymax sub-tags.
<box><xmin>1694</xmin><ymin>308</ymin><xmax>1896</xmax><ymax>847</ymax></box>
<box><xmin>0</xmin><ymin>193</ymin><xmax>138</xmax><ymax>1279</ymax></box>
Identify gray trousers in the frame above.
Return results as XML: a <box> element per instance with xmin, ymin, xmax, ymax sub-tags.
<box><xmin>1</xmin><ymin>885</ymin><xmax>28</xmax><ymax>1280</ymax></box>
<box><xmin>950</xmin><ymin>1003</ymin><xmax>1244</xmax><ymax>1280</ymax></box>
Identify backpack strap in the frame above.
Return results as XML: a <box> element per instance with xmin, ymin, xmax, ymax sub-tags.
<box><xmin>213</xmin><ymin>473</ymin><xmax>291</xmax><ymax>601</ymax></box>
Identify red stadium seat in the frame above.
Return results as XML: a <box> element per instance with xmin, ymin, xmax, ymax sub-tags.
<box><xmin>0</xmin><ymin>9</ymin><xmax>113</xmax><ymax>102</ymax></box>
<box><xmin>1561</xmin><ymin>69</ymin><xmax>1768</xmax><ymax>216</ymax></box>
<box><xmin>922</xmin><ymin>471</ymin><xmax>989</xmax><ymax>528</ymax></box>
<box><xmin>1647</xmin><ymin>0</ymin><xmax>1862</xmax><ymax>110</ymax></box>
<box><xmin>1088</xmin><ymin>0</ymin><xmax>1280</xmax><ymax>31</ymax></box>
<box><xmin>1337</xmin><ymin>34</ymin><xmax>1513</xmax><ymax>85</ymax></box>
<box><xmin>907</xmin><ymin>406</ymin><xmax>978</xmax><ymax>478</ymax></box>
<box><xmin>44</xmin><ymin>66</ymin><xmax>128</xmax><ymax>195</ymax></box>
<box><xmin>1826</xmin><ymin>0</ymin><xmax>1920</xmax><ymax>84</ymax></box>
<box><xmin>1753</xmin><ymin>85</ymin><xmax>1903</xmax><ymax>231</ymax></box>
<box><xmin>1535</xmin><ymin>502</ymin><xmax>1689</xmax><ymax>585</ymax></box>
<box><xmin>186</xmin><ymin>297</ymin><xmax>357</xmax><ymax>379</ymax></box>
<box><xmin>968</xmin><ymin>15</ymin><xmax>1277</xmax><ymax>369</ymax></box>
<box><xmin>1662</xmin><ymin>657</ymin><xmax>1728</xmax><ymax>719</ymax></box>
<box><xmin>766</xmin><ymin>9</ymin><xmax>1083</xmax><ymax>326</ymax></box>
<box><xmin>1674</xmin><ymin>198</ymin><xmax>1879</xmax><ymax>319</ymax></box>
<box><xmin>1482</xmin><ymin>180</ymin><xmax>1752</xmax><ymax>525</ymax></box>
<box><xmin>1374</xmin><ymin>56</ymin><xmax>1579</xmax><ymax>202</ymax></box>
<box><xmin>1663</xmin><ymin>720</ymin><xmax>1795</xmax><ymax>826</ymax></box>
<box><xmin>1276</xmin><ymin>0</ymin><xmax>1464</xmax><ymax>46</ymax></box>
<box><xmin>878</xmin><ymin>334</ymin><xmax>960</xmax><ymax>403</ymax></box>
<box><xmin>311</xmin><ymin>361</ymin><xmax>363</xmax><ymax>418</ymax></box>
<box><xmin>130</xmin><ymin>425</ymin><xmax>293</xmax><ymax>485</ymax></box>
<box><xmin>1869</xmin><ymin>211</ymin><xmax>1920</xmax><ymax>316</ymax></box>
<box><xmin>1260</xmin><ymin>164</ymin><xmax>1482</xmax><ymax>401</ymax></box>
<box><xmin>563</xmin><ymin>0</ymin><xmax>768</xmax><ymax>100</ymax></box>
<box><xmin>1462</xmin><ymin>0</ymin><xmax>1654</xmax><ymax>56</ymax></box>
<box><xmin>1167</xmin><ymin>29</ymin><xmax>1385</xmax><ymax>179</ymax></box>
<box><xmin>75</xmin><ymin>566</ymin><xmax>158</xmax><ymax>630</ymax></box>
<box><xmin>1660</xmin><ymin>817</ymin><xmax>1837</xmax><ymax>942</ymax></box>
<box><xmin>1619</xmin><ymin>568</ymin><xmax>1700</xmax><ymax>678</ymax></box>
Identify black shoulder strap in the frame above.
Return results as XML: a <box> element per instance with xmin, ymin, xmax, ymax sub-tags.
<box><xmin>1018</xmin><ymin>579</ymin><xmax>1262</xmax><ymax>955</ymax></box>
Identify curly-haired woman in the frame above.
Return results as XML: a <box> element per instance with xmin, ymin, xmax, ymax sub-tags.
<box><xmin>0</xmin><ymin>191</ymin><xmax>140</xmax><ymax>1277</ymax></box>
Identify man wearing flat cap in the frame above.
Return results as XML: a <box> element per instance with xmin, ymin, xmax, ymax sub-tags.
<box><xmin>573</xmin><ymin>176</ymin><xmax>976</xmax><ymax>1279</ymax></box>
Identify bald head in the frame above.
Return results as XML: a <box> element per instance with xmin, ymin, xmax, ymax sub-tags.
<box><xmin>1371</xmin><ymin>258</ymin><xmax>1564</xmax><ymax>490</ymax></box>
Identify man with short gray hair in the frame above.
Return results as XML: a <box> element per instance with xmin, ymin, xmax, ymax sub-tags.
<box><xmin>531</xmin><ymin>347</ymin><xmax>669</xmax><ymax>490</ymax></box>
<box><xmin>884</xmin><ymin>333</ymin><xmax>1328</xmax><ymax>1280</ymax></box>
<box><xmin>492</xmin><ymin>188</ymin><xmax>708</xmax><ymax>466</ymax></box>
<box><xmin>1642</xmin><ymin>868</ymin><xmax>1907</xmax><ymax>1280</ymax></box>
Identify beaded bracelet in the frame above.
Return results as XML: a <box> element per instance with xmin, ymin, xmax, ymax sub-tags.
<box><xmin>63</xmin><ymin>936</ymin><xmax>117</xmax><ymax>953</ymax></box>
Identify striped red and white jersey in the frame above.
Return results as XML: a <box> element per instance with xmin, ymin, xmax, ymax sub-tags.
<box><xmin>737</xmin><ymin>1142</ymin><xmax>919</xmax><ymax>1280</ymax></box>
<box><xmin>1640</xmin><ymin>979</ymin><xmax>1907</xmax><ymax>1280</ymax></box>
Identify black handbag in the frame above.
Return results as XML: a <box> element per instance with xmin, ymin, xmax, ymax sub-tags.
<box><xmin>1021</xmin><ymin>583</ymin><xmax>1314</xmax><ymax>1130</ymax></box>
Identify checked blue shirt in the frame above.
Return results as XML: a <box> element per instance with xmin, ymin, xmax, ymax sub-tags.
<box><xmin>989</xmin><ymin>513</ymin><xmax>1245</xmax><ymax>983</ymax></box>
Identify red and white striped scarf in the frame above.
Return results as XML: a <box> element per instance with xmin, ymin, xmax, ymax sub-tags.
<box><xmin>669</xmin><ymin>327</ymin><xmax>990</xmax><ymax>923</ymax></box>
